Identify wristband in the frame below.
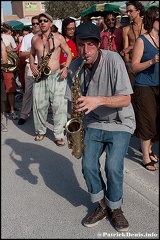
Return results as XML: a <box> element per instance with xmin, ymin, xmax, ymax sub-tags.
<box><xmin>65</xmin><ymin>66</ymin><xmax>69</xmax><ymax>70</ymax></box>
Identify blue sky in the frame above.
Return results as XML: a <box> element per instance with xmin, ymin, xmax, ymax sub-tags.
<box><xmin>2</xmin><ymin>1</ymin><xmax>12</xmax><ymax>15</ymax></box>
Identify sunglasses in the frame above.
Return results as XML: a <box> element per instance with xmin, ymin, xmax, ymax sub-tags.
<box><xmin>126</xmin><ymin>9</ymin><xmax>137</xmax><ymax>13</ymax></box>
<box><xmin>66</xmin><ymin>27</ymin><xmax>75</xmax><ymax>31</ymax></box>
<box><xmin>32</xmin><ymin>22</ymin><xmax>39</xmax><ymax>26</ymax></box>
<box><xmin>106</xmin><ymin>18</ymin><xmax>116</xmax><ymax>22</ymax></box>
<box><xmin>39</xmin><ymin>19</ymin><xmax>49</xmax><ymax>23</ymax></box>
<box><xmin>155</xmin><ymin>18</ymin><xmax>159</xmax><ymax>21</ymax></box>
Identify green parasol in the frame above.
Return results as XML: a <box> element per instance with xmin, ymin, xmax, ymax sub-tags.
<box><xmin>80</xmin><ymin>1</ymin><xmax>159</xmax><ymax>17</ymax></box>
<box><xmin>4</xmin><ymin>20</ymin><xmax>24</xmax><ymax>30</ymax></box>
<box><xmin>80</xmin><ymin>1</ymin><xmax>126</xmax><ymax>17</ymax></box>
<box><xmin>144</xmin><ymin>2</ymin><xmax>159</xmax><ymax>10</ymax></box>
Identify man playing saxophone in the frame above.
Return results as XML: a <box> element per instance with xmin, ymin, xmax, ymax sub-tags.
<box><xmin>100</xmin><ymin>11</ymin><xmax>123</xmax><ymax>53</ymax></box>
<box><xmin>65</xmin><ymin>23</ymin><xmax>135</xmax><ymax>232</ymax></box>
<box><xmin>30</xmin><ymin>13</ymin><xmax>72</xmax><ymax>145</ymax></box>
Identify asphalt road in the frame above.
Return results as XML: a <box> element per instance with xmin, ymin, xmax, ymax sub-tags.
<box><xmin>1</xmin><ymin>109</ymin><xmax>159</xmax><ymax>239</ymax></box>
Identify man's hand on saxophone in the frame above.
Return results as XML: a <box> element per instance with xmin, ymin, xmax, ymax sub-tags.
<box><xmin>75</xmin><ymin>96</ymin><xmax>99</xmax><ymax>115</ymax></box>
<box><xmin>76</xmin><ymin>95</ymin><xmax>131</xmax><ymax>114</ymax></box>
<box><xmin>30</xmin><ymin>63</ymin><xmax>39</xmax><ymax>78</ymax></box>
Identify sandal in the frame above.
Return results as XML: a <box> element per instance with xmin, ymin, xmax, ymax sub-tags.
<box><xmin>34</xmin><ymin>134</ymin><xmax>45</xmax><ymax>141</ymax></box>
<box><xmin>54</xmin><ymin>138</ymin><xmax>65</xmax><ymax>147</ymax></box>
<box><xmin>149</xmin><ymin>151</ymin><xmax>158</xmax><ymax>163</ymax></box>
<box><xmin>139</xmin><ymin>148</ymin><xmax>158</xmax><ymax>163</ymax></box>
<box><xmin>142</xmin><ymin>161</ymin><xmax>158</xmax><ymax>171</ymax></box>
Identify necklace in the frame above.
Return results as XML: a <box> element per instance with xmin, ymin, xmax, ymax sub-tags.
<box><xmin>150</xmin><ymin>34</ymin><xmax>158</xmax><ymax>40</ymax></box>
<box><xmin>148</xmin><ymin>33</ymin><xmax>159</xmax><ymax>50</ymax></box>
<box><xmin>131</xmin><ymin>22</ymin><xmax>142</xmax><ymax>41</ymax></box>
<box><xmin>41</xmin><ymin>32</ymin><xmax>54</xmax><ymax>59</ymax></box>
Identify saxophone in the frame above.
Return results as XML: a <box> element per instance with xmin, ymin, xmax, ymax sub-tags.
<box><xmin>65</xmin><ymin>58</ymin><xmax>86</xmax><ymax>159</ymax></box>
<box><xmin>107</xmin><ymin>31</ymin><xmax>113</xmax><ymax>50</ymax></box>
<box><xmin>33</xmin><ymin>33</ymin><xmax>55</xmax><ymax>82</ymax></box>
<box><xmin>2</xmin><ymin>52</ymin><xmax>19</xmax><ymax>72</ymax></box>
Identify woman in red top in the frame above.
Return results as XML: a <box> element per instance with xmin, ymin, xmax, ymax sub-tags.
<box><xmin>60</xmin><ymin>17</ymin><xmax>78</xmax><ymax>67</ymax></box>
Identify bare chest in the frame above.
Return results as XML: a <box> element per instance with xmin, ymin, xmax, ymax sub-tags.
<box><xmin>128</xmin><ymin>23</ymin><xmax>146</xmax><ymax>44</ymax></box>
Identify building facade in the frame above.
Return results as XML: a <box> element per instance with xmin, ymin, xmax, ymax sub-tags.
<box><xmin>12</xmin><ymin>1</ymin><xmax>45</xmax><ymax>19</ymax></box>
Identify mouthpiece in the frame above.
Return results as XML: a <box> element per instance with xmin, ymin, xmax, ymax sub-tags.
<box><xmin>83</xmin><ymin>58</ymin><xmax>87</xmax><ymax>63</ymax></box>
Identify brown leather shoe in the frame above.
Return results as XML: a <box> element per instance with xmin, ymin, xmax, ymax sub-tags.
<box><xmin>83</xmin><ymin>204</ymin><xmax>108</xmax><ymax>228</ymax></box>
<box><xmin>109</xmin><ymin>208</ymin><xmax>129</xmax><ymax>232</ymax></box>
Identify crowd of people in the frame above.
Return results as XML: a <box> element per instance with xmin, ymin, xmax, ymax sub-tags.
<box><xmin>1</xmin><ymin>1</ymin><xmax>159</xmax><ymax>233</ymax></box>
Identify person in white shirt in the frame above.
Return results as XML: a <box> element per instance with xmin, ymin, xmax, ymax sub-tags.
<box><xmin>18</xmin><ymin>15</ymin><xmax>41</xmax><ymax>125</ymax></box>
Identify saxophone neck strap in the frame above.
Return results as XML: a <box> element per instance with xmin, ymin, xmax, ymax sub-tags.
<box><xmin>49</xmin><ymin>32</ymin><xmax>55</xmax><ymax>52</ymax></box>
<box><xmin>41</xmin><ymin>32</ymin><xmax>55</xmax><ymax>59</ymax></box>
<box><xmin>83</xmin><ymin>50</ymin><xmax>101</xmax><ymax>96</ymax></box>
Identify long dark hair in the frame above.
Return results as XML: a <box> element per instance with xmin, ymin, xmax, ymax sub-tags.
<box><xmin>61</xmin><ymin>17</ymin><xmax>76</xmax><ymax>38</ymax></box>
<box><xmin>143</xmin><ymin>6</ymin><xmax>159</xmax><ymax>33</ymax></box>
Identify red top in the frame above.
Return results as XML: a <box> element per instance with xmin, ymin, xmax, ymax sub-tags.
<box><xmin>17</xmin><ymin>41</ymin><xmax>26</xmax><ymax>68</ymax></box>
<box><xmin>100</xmin><ymin>28</ymin><xmax>123</xmax><ymax>53</ymax></box>
<box><xmin>59</xmin><ymin>39</ymin><xmax>78</xmax><ymax>64</ymax></box>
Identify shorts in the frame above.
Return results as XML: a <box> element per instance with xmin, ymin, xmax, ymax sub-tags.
<box><xmin>3</xmin><ymin>71</ymin><xmax>16</xmax><ymax>93</ymax></box>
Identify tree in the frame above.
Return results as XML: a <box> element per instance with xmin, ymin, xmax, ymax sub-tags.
<box><xmin>44</xmin><ymin>1</ymin><xmax>109</xmax><ymax>19</ymax></box>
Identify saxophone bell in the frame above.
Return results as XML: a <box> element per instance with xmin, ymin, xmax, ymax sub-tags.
<box><xmin>65</xmin><ymin>118</ymin><xmax>85</xmax><ymax>159</ymax></box>
<box><xmin>65</xmin><ymin>118</ymin><xmax>82</xmax><ymax>134</ymax></box>
<box><xmin>33</xmin><ymin>66</ymin><xmax>51</xmax><ymax>82</ymax></box>
<box><xmin>43</xmin><ymin>66</ymin><xmax>51</xmax><ymax>76</ymax></box>
<box><xmin>3</xmin><ymin>52</ymin><xmax>19</xmax><ymax>72</ymax></box>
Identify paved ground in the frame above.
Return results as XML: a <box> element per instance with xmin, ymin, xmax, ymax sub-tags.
<box><xmin>1</xmin><ymin>107</ymin><xmax>159</xmax><ymax>239</ymax></box>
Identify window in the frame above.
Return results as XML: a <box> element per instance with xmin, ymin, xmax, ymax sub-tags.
<box><xmin>41</xmin><ymin>2</ymin><xmax>45</xmax><ymax>10</ymax></box>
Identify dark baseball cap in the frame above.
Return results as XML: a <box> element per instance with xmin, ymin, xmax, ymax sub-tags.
<box><xmin>75</xmin><ymin>23</ymin><xmax>101</xmax><ymax>41</ymax></box>
<box><xmin>38</xmin><ymin>13</ymin><xmax>53</xmax><ymax>22</ymax></box>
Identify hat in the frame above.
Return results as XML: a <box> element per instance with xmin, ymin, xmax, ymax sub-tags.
<box><xmin>75</xmin><ymin>23</ymin><xmax>101</xmax><ymax>41</ymax></box>
<box><xmin>38</xmin><ymin>13</ymin><xmax>53</xmax><ymax>22</ymax></box>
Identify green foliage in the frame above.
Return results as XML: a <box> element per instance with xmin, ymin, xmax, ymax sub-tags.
<box><xmin>44</xmin><ymin>1</ymin><xmax>109</xmax><ymax>19</ymax></box>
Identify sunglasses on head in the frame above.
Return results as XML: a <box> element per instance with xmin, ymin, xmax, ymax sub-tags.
<box><xmin>39</xmin><ymin>19</ymin><xmax>49</xmax><ymax>23</ymax></box>
<box><xmin>106</xmin><ymin>18</ymin><xmax>116</xmax><ymax>22</ymax></box>
<box><xmin>155</xmin><ymin>18</ymin><xmax>159</xmax><ymax>21</ymax></box>
<box><xmin>32</xmin><ymin>22</ymin><xmax>39</xmax><ymax>26</ymax></box>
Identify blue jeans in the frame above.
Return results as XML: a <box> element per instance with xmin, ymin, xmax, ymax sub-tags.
<box><xmin>82</xmin><ymin>127</ymin><xmax>131</xmax><ymax>209</ymax></box>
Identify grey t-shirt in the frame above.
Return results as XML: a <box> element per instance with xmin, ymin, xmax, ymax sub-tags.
<box><xmin>65</xmin><ymin>49</ymin><xmax>136</xmax><ymax>134</ymax></box>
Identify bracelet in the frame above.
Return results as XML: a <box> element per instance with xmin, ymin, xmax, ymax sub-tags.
<box><xmin>149</xmin><ymin>59</ymin><xmax>153</xmax><ymax>65</ymax></box>
<box><xmin>64</xmin><ymin>66</ymin><xmax>69</xmax><ymax>70</ymax></box>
